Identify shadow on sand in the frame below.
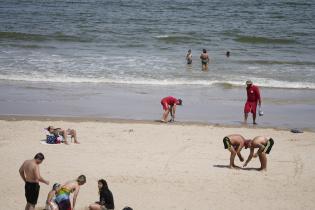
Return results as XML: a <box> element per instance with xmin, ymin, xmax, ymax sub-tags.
<box><xmin>213</xmin><ymin>164</ymin><xmax>259</xmax><ymax>171</ymax></box>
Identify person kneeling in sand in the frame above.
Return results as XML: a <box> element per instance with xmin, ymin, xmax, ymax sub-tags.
<box><xmin>160</xmin><ymin>96</ymin><xmax>182</xmax><ymax>122</ymax></box>
<box><xmin>89</xmin><ymin>179</ymin><xmax>115</xmax><ymax>210</ymax></box>
<box><xmin>223</xmin><ymin>134</ymin><xmax>246</xmax><ymax>168</ymax></box>
<box><xmin>243</xmin><ymin>136</ymin><xmax>274</xmax><ymax>171</ymax></box>
<box><xmin>45</xmin><ymin>183</ymin><xmax>61</xmax><ymax>210</ymax></box>
<box><xmin>47</xmin><ymin>126</ymin><xmax>79</xmax><ymax>144</ymax></box>
<box><xmin>55</xmin><ymin>175</ymin><xmax>86</xmax><ymax>210</ymax></box>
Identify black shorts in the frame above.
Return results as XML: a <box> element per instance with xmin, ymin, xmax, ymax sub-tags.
<box><xmin>25</xmin><ymin>182</ymin><xmax>40</xmax><ymax>205</ymax></box>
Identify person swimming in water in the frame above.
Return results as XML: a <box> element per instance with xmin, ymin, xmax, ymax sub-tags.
<box><xmin>186</xmin><ymin>49</ymin><xmax>192</xmax><ymax>64</ymax></box>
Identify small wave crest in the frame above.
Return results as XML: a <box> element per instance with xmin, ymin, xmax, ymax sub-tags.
<box><xmin>0</xmin><ymin>31</ymin><xmax>90</xmax><ymax>42</ymax></box>
<box><xmin>154</xmin><ymin>34</ymin><xmax>201</xmax><ymax>44</ymax></box>
<box><xmin>1</xmin><ymin>74</ymin><xmax>315</xmax><ymax>90</ymax></box>
<box><xmin>235</xmin><ymin>35</ymin><xmax>297</xmax><ymax>44</ymax></box>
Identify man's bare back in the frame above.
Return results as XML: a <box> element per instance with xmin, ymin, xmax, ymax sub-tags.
<box><xmin>20</xmin><ymin>159</ymin><xmax>39</xmax><ymax>183</ymax></box>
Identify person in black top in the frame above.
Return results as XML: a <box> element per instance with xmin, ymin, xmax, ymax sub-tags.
<box><xmin>89</xmin><ymin>179</ymin><xmax>115</xmax><ymax>210</ymax></box>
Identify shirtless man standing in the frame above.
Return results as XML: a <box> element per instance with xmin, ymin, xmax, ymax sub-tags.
<box><xmin>19</xmin><ymin>153</ymin><xmax>49</xmax><ymax>210</ymax></box>
<box><xmin>200</xmin><ymin>49</ymin><xmax>210</xmax><ymax>71</ymax></box>
<box><xmin>55</xmin><ymin>175</ymin><xmax>86</xmax><ymax>210</ymax></box>
<box><xmin>222</xmin><ymin>134</ymin><xmax>246</xmax><ymax>168</ymax></box>
<box><xmin>243</xmin><ymin>136</ymin><xmax>274</xmax><ymax>171</ymax></box>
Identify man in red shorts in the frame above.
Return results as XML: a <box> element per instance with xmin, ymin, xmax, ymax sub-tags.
<box><xmin>244</xmin><ymin>80</ymin><xmax>262</xmax><ymax>124</ymax></box>
<box><xmin>160</xmin><ymin>96</ymin><xmax>182</xmax><ymax>122</ymax></box>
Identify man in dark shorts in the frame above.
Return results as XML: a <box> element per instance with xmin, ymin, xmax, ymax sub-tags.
<box><xmin>160</xmin><ymin>96</ymin><xmax>182</xmax><ymax>122</ymax></box>
<box><xmin>243</xmin><ymin>136</ymin><xmax>275</xmax><ymax>171</ymax></box>
<box><xmin>244</xmin><ymin>80</ymin><xmax>262</xmax><ymax>124</ymax></box>
<box><xmin>19</xmin><ymin>153</ymin><xmax>49</xmax><ymax>210</ymax></box>
<box><xmin>222</xmin><ymin>134</ymin><xmax>246</xmax><ymax>168</ymax></box>
<box><xmin>200</xmin><ymin>49</ymin><xmax>209</xmax><ymax>71</ymax></box>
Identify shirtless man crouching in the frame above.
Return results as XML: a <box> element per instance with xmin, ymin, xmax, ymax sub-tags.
<box><xmin>222</xmin><ymin>134</ymin><xmax>246</xmax><ymax>169</ymax></box>
<box><xmin>19</xmin><ymin>153</ymin><xmax>49</xmax><ymax>210</ymax></box>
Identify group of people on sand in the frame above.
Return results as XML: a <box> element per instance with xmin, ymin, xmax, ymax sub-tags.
<box><xmin>46</xmin><ymin>126</ymin><xmax>80</xmax><ymax>145</ymax></box>
<box><xmin>223</xmin><ymin>134</ymin><xmax>274</xmax><ymax>171</ymax></box>
<box><xmin>19</xmin><ymin>153</ymin><xmax>132</xmax><ymax>210</ymax></box>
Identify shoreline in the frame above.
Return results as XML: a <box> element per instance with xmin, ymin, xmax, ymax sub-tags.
<box><xmin>1</xmin><ymin>81</ymin><xmax>315</xmax><ymax>131</ymax></box>
<box><xmin>1</xmin><ymin>114</ymin><xmax>314</xmax><ymax>133</ymax></box>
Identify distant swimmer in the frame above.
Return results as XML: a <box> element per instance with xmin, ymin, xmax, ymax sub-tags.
<box><xmin>226</xmin><ymin>51</ymin><xmax>230</xmax><ymax>57</ymax></box>
<box><xmin>55</xmin><ymin>175</ymin><xmax>86</xmax><ymax>210</ymax></box>
<box><xmin>200</xmin><ymin>49</ymin><xmax>209</xmax><ymax>71</ymax></box>
<box><xmin>243</xmin><ymin>136</ymin><xmax>274</xmax><ymax>171</ymax></box>
<box><xmin>186</xmin><ymin>49</ymin><xmax>192</xmax><ymax>64</ymax></box>
<box><xmin>222</xmin><ymin>134</ymin><xmax>246</xmax><ymax>168</ymax></box>
<box><xmin>19</xmin><ymin>153</ymin><xmax>49</xmax><ymax>210</ymax></box>
<box><xmin>244</xmin><ymin>80</ymin><xmax>262</xmax><ymax>125</ymax></box>
<box><xmin>160</xmin><ymin>96</ymin><xmax>182</xmax><ymax>123</ymax></box>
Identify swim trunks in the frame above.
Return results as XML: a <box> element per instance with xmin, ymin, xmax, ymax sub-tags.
<box><xmin>223</xmin><ymin>136</ymin><xmax>232</xmax><ymax>149</ymax></box>
<box><xmin>201</xmin><ymin>59</ymin><xmax>208</xmax><ymax>65</ymax></box>
<box><xmin>57</xmin><ymin>199</ymin><xmax>71</xmax><ymax>210</ymax></box>
<box><xmin>56</xmin><ymin>187</ymin><xmax>71</xmax><ymax>210</ymax></box>
<box><xmin>263</xmin><ymin>138</ymin><xmax>274</xmax><ymax>154</ymax></box>
<box><xmin>244</xmin><ymin>101</ymin><xmax>257</xmax><ymax>114</ymax></box>
<box><xmin>25</xmin><ymin>182</ymin><xmax>40</xmax><ymax>205</ymax></box>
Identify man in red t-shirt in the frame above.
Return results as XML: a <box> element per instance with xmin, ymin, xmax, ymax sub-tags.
<box><xmin>160</xmin><ymin>96</ymin><xmax>182</xmax><ymax>122</ymax></box>
<box><xmin>244</xmin><ymin>80</ymin><xmax>262</xmax><ymax>124</ymax></box>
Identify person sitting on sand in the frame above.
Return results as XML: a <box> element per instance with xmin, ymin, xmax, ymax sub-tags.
<box><xmin>89</xmin><ymin>179</ymin><xmax>115</xmax><ymax>210</ymax></box>
<box><xmin>160</xmin><ymin>96</ymin><xmax>182</xmax><ymax>123</ymax></box>
<box><xmin>223</xmin><ymin>134</ymin><xmax>246</xmax><ymax>168</ymax></box>
<box><xmin>55</xmin><ymin>175</ymin><xmax>86</xmax><ymax>210</ymax></box>
<box><xmin>45</xmin><ymin>183</ymin><xmax>61</xmax><ymax>210</ymax></box>
<box><xmin>243</xmin><ymin>136</ymin><xmax>274</xmax><ymax>171</ymax></box>
<box><xmin>47</xmin><ymin>126</ymin><xmax>79</xmax><ymax>144</ymax></box>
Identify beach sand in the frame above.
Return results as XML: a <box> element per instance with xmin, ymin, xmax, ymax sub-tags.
<box><xmin>1</xmin><ymin>117</ymin><xmax>315</xmax><ymax>210</ymax></box>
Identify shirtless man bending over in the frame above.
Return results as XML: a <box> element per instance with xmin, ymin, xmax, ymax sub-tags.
<box><xmin>19</xmin><ymin>153</ymin><xmax>49</xmax><ymax>210</ymax></box>
<box><xmin>243</xmin><ymin>136</ymin><xmax>274</xmax><ymax>171</ymax></box>
<box><xmin>222</xmin><ymin>134</ymin><xmax>246</xmax><ymax>169</ymax></box>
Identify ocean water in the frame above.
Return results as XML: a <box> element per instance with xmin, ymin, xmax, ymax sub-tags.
<box><xmin>1</xmin><ymin>0</ymin><xmax>315</xmax><ymax>89</ymax></box>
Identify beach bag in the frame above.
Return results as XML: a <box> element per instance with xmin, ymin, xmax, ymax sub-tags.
<box><xmin>46</xmin><ymin>135</ymin><xmax>57</xmax><ymax>144</ymax></box>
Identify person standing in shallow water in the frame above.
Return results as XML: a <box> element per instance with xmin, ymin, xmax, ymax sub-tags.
<box><xmin>186</xmin><ymin>49</ymin><xmax>192</xmax><ymax>64</ymax></box>
<box><xmin>200</xmin><ymin>49</ymin><xmax>209</xmax><ymax>70</ymax></box>
<box><xmin>19</xmin><ymin>152</ymin><xmax>49</xmax><ymax>210</ymax></box>
<box><xmin>244</xmin><ymin>80</ymin><xmax>262</xmax><ymax>125</ymax></box>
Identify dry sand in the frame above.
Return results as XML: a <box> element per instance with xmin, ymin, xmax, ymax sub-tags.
<box><xmin>0</xmin><ymin>118</ymin><xmax>315</xmax><ymax>210</ymax></box>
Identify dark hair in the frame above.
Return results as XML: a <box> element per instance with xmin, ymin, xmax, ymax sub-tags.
<box><xmin>34</xmin><ymin>153</ymin><xmax>45</xmax><ymax>161</ymax></box>
<box><xmin>122</xmin><ymin>207</ymin><xmax>133</xmax><ymax>210</ymax></box>
<box><xmin>77</xmin><ymin>175</ymin><xmax>86</xmax><ymax>185</ymax></box>
<box><xmin>178</xmin><ymin>99</ymin><xmax>182</xmax><ymax>105</ymax></box>
<box><xmin>203</xmin><ymin>49</ymin><xmax>207</xmax><ymax>53</ymax></box>
<box><xmin>98</xmin><ymin>179</ymin><xmax>109</xmax><ymax>193</ymax></box>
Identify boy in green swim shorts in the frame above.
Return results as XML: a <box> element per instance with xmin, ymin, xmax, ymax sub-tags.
<box><xmin>243</xmin><ymin>136</ymin><xmax>274</xmax><ymax>171</ymax></box>
<box><xmin>222</xmin><ymin>134</ymin><xmax>247</xmax><ymax>169</ymax></box>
